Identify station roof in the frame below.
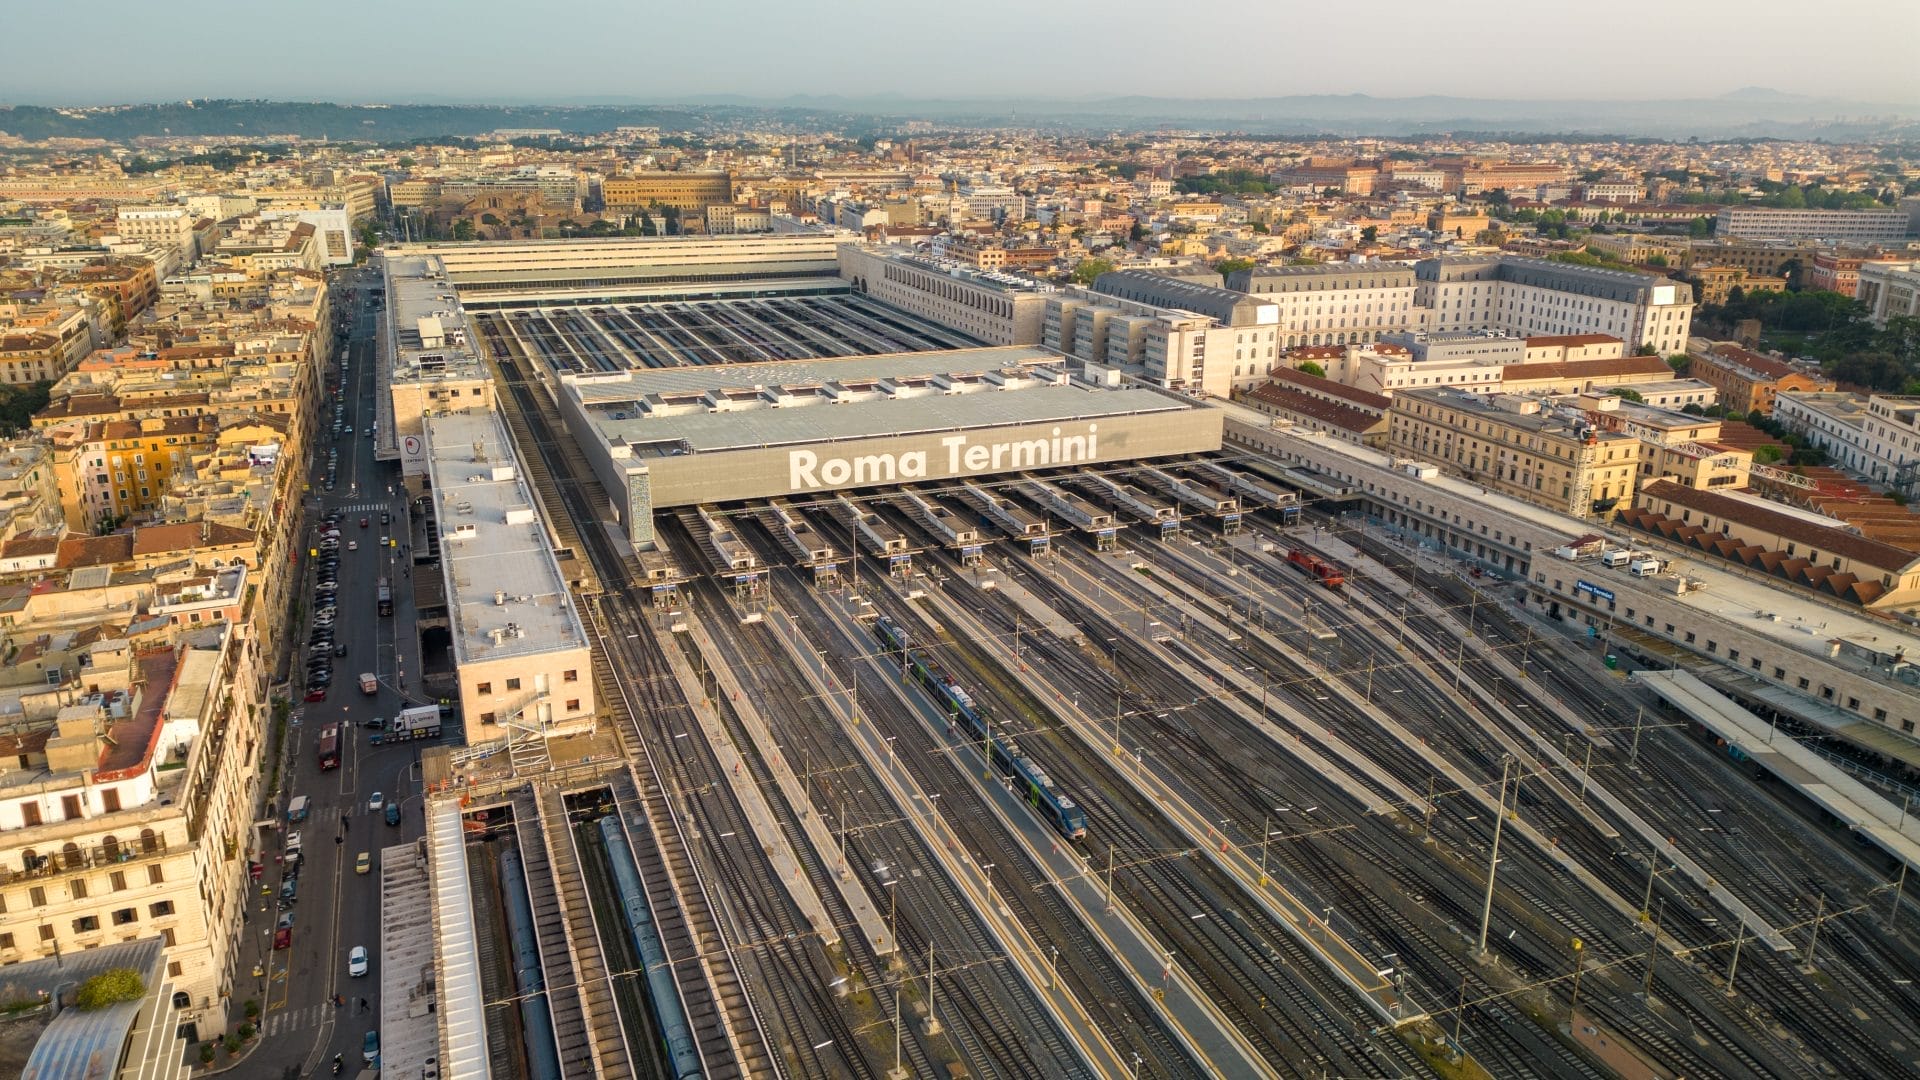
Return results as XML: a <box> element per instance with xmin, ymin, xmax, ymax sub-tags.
<box><xmin>423</xmin><ymin>410</ymin><xmax>587</xmax><ymax>667</ymax></box>
<box><xmin>19</xmin><ymin>937</ymin><xmax>166</xmax><ymax>1080</ymax></box>
<box><xmin>563</xmin><ymin>347</ymin><xmax>1197</xmax><ymax>457</ymax></box>
<box><xmin>385</xmin><ymin>253</ymin><xmax>486</xmax><ymax>386</ymax></box>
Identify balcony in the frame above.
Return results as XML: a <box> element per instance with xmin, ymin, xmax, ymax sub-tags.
<box><xmin>0</xmin><ymin>833</ymin><xmax>172</xmax><ymax>886</ymax></box>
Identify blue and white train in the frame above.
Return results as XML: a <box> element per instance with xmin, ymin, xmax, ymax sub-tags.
<box><xmin>873</xmin><ymin>616</ymin><xmax>1088</xmax><ymax>840</ymax></box>
<box><xmin>497</xmin><ymin>845</ymin><xmax>563</xmax><ymax>1080</ymax></box>
<box><xmin>597</xmin><ymin>816</ymin><xmax>702</xmax><ymax>1080</ymax></box>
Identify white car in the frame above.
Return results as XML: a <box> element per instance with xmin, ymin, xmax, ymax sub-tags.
<box><xmin>348</xmin><ymin>945</ymin><xmax>368</xmax><ymax>978</ymax></box>
<box><xmin>367</xmin><ymin>792</ymin><xmax>383</xmax><ymax>813</ymax></box>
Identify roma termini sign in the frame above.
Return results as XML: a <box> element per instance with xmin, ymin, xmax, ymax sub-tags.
<box><xmin>789</xmin><ymin>424</ymin><xmax>1103</xmax><ymax>490</ymax></box>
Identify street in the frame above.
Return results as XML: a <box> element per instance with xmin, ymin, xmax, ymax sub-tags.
<box><xmin>245</xmin><ymin>267</ymin><xmax>434</xmax><ymax>1078</ymax></box>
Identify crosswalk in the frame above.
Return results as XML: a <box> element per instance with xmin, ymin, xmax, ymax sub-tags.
<box><xmin>329</xmin><ymin>501</ymin><xmax>391</xmax><ymax>514</ymax></box>
<box><xmin>260</xmin><ymin>1001</ymin><xmax>327</xmax><ymax>1036</ymax></box>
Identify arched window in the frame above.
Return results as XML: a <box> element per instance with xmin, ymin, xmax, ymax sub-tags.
<box><xmin>140</xmin><ymin>828</ymin><xmax>159</xmax><ymax>854</ymax></box>
<box><xmin>102</xmin><ymin>835</ymin><xmax>120</xmax><ymax>862</ymax></box>
<box><xmin>61</xmin><ymin>842</ymin><xmax>82</xmax><ymax>869</ymax></box>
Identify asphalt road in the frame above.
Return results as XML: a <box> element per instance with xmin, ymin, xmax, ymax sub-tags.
<box><xmin>246</xmin><ymin>269</ymin><xmax>435</xmax><ymax>1078</ymax></box>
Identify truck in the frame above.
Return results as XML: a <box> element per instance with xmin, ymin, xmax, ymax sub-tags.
<box><xmin>376</xmin><ymin>577</ymin><xmax>393</xmax><ymax>617</ymax></box>
<box><xmin>285</xmin><ymin>795</ymin><xmax>310</xmax><ymax>823</ymax></box>
<box><xmin>359</xmin><ymin>672</ymin><xmax>378</xmax><ymax>695</ymax></box>
<box><xmin>369</xmin><ymin>704</ymin><xmax>441</xmax><ymax>746</ymax></box>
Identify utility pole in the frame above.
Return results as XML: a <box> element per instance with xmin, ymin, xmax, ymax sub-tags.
<box><xmin>1477</xmin><ymin>757</ymin><xmax>1512</xmax><ymax>957</ymax></box>
<box><xmin>924</xmin><ymin>944</ymin><xmax>941</xmax><ymax>1036</ymax></box>
<box><xmin>1805</xmin><ymin>892</ymin><xmax>1828</xmax><ymax>971</ymax></box>
<box><xmin>1642</xmin><ymin>898</ymin><xmax>1666</xmax><ymax>999</ymax></box>
<box><xmin>1641</xmin><ymin>843</ymin><xmax>1665</xmax><ymax>919</ymax></box>
<box><xmin>1725</xmin><ymin>923</ymin><xmax>1745</xmax><ymax>997</ymax></box>
<box><xmin>1892</xmin><ymin>863</ymin><xmax>1909</xmax><ymax>925</ymax></box>
<box><xmin>1105</xmin><ymin>845</ymin><xmax>1116</xmax><ymax>913</ymax></box>
<box><xmin>1629</xmin><ymin>706</ymin><xmax>1645</xmax><ymax>767</ymax></box>
<box><xmin>1424</xmin><ymin>776</ymin><xmax>1437</xmax><ymax>844</ymax></box>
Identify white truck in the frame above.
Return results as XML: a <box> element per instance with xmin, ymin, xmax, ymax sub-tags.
<box><xmin>368</xmin><ymin>704</ymin><xmax>442</xmax><ymax>746</ymax></box>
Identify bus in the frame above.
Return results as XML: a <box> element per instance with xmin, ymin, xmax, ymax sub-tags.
<box><xmin>377</xmin><ymin>577</ymin><xmax>393</xmax><ymax>617</ymax></box>
<box><xmin>317</xmin><ymin>724</ymin><xmax>341</xmax><ymax>770</ymax></box>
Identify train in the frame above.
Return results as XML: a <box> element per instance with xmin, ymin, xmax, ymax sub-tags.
<box><xmin>496</xmin><ymin>845</ymin><xmax>563</xmax><ymax>1080</ymax></box>
<box><xmin>596</xmin><ymin>816</ymin><xmax>702</xmax><ymax>1080</ymax></box>
<box><xmin>872</xmin><ymin>616</ymin><xmax>1088</xmax><ymax>841</ymax></box>
<box><xmin>1286</xmin><ymin>548</ymin><xmax>1346</xmax><ymax>588</ymax></box>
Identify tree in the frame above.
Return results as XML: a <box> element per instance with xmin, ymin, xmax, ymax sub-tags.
<box><xmin>450</xmin><ymin>218</ymin><xmax>476</xmax><ymax>242</ymax></box>
<box><xmin>1129</xmin><ymin>222</ymin><xmax>1148</xmax><ymax>243</ymax></box>
<box><xmin>75</xmin><ymin>969</ymin><xmax>145</xmax><ymax>1011</ymax></box>
<box><xmin>1211</xmin><ymin>257</ymin><xmax>1256</xmax><ymax>285</ymax></box>
<box><xmin>1645</xmin><ymin>253</ymin><xmax>1668</xmax><ymax>267</ymax></box>
<box><xmin>1360</xmin><ymin>225</ymin><xmax>1378</xmax><ymax>245</ymax></box>
<box><xmin>1688</xmin><ymin>216</ymin><xmax>1713</xmax><ymax>239</ymax></box>
<box><xmin>397</xmin><ymin>156</ymin><xmax>416</xmax><ymax>169</ymax></box>
<box><xmin>1752</xmin><ymin>444</ymin><xmax>1783</xmax><ymax>464</ymax></box>
<box><xmin>1681</xmin><ymin>402</ymin><xmax>1706</xmax><ymax>416</ymax></box>
<box><xmin>1071</xmin><ymin>257</ymin><xmax>1116</xmax><ymax>285</ymax></box>
<box><xmin>1296</xmin><ymin>361</ymin><xmax>1326</xmax><ymax>378</ymax></box>
<box><xmin>1609</xmin><ymin>388</ymin><xmax>1645</xmax><ymax>403</ymax></box>
<box><xmin>1667</xmin><ymin>354</ymin><xmax>1691</xmax><ymax>376</ymax></box>
<box><xmin>1634</xmin><ymin>343</ymin><xmax>1659</xmax><ymax>355</ymax></box>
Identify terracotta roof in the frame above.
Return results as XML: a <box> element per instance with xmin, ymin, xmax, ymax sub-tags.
<box><xmin>1244</xmin><ymin>385</ymin><xmax>1387</xmax><ymax>435</ymax></box>
<box><xmin>1639</xmin><ymin>480</ymin><xmax>1920</xmax><ymax>572</ymax></box>
<box><xmin>2</xmin><ymin>535</ymin><xmax>60</xmax><ymax>558</ymax></box>
<box><xmin>0</xmin><ymin>728</ymin><xmax>51</xmax><ymax>758</ymax></box>
<box><xmin>1703</xmin><ymin>345</ymin><xmax>1796</xmax><ymax>381</ymax></box>
<box><xmin>130</xmin><ymin>521</ymin><xmax>253</xmax><ymax>558</ymax></box>
<box><xmin>1263</xmin><ymin>369</ymin><xmax>1391</xmax><ymax>411</ymax></box>
<box><xmin>55</xmin><ymin>534</ymin><xmax>134</xmax><ymax>569</ymax></box>
<box><xmin>1501</xmin><ymin>355</ymin><xmax>1672</xmax><ymax>384</ymax></box>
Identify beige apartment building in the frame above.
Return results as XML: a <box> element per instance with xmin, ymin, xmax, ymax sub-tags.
<box><xmin>1387</xmin><ymin>387</ymin><xmax>1642</xmax><ymax>517</ymax></box>
<box><xmin>602</xmin><ymin>172</ymin><xmax>735</xmax><ymax>215</ymax></box>
<box><xmin>0</xmin><ymin>624</ymin><xmax>267</xmax><ymax>1041</ymax></box>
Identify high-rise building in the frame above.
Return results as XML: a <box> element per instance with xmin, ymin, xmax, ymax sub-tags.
<box><xmin>1713</xmin><ymin>207</ymin><xmax>1908</xmax><ymax>243</ymax></box>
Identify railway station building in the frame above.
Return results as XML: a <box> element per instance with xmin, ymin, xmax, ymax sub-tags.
<box><xmin>550</xmin><ymin>347</ymin><xmax>1225</xmax><ymax>549</ymax></box>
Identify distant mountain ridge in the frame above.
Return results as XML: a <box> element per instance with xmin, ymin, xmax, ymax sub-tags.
<box><xmin>0</xmin><ymin>90</ymin><xmax>1915</xmax><ymax>142</ymax></box>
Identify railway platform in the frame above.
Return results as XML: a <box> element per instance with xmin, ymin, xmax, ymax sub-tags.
<box><xmin>1638</xmin><ymin>669</ymin><xmax>1920</xmax><ymax>879</ymax></box>
<box><xmin>653</xmin><ymin>613</ymin><xmax>854</xmax><ymax>949</ymax></box>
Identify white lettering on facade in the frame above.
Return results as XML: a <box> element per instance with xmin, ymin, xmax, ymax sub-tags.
<box><xmin>793</xmin><ymin>425</ymin><xmax>1102</xmax><ymax>492</ymax></box>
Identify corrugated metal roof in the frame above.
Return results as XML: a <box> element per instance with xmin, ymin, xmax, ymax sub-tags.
<box><xmin>427</xmin><ymin>798</ymin><xmax>488</xmax><ymax>1080</ymax></box>
<box><xmin>18</xmin><ymin>937</ymin><xmax>166</xmax><ymax>1080</ymax></box>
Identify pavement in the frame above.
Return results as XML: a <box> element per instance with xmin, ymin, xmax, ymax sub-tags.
<box><xmin>220</xmin><ymin>267</ymin><xmax>443</xmax><ymax>1078</ymax></box>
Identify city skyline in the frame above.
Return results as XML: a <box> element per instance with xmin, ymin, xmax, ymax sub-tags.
<box><xmin>4</xmin><ymin>0</ymin><xmax>1918</xmax><ymax>106</ymax></box>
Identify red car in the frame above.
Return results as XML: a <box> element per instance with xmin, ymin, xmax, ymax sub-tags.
<box><xmin>304</xmin><ymin>686</ymin><xmax>328</xmax><ymax>703</ymax></box>
<box><xmin>359</xmin><ymin>517</ymin><xmax>369</xmax><ymax>528</ymax></box>
<box><xmin>273</xmin><ymin>927</ymin><xmax>292</xmax><ymax>950</ymax></box>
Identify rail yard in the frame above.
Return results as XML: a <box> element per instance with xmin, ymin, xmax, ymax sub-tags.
<box><xmin>381</xmin><ymin>240</ymin><xmax>1920</xmax><ymax>1080</ymax></box>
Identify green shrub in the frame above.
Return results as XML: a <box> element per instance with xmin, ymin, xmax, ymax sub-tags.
<box><xmin>74</xmin><ymin>968</ymin><xmax>145</xmax><ymax>1011</ymax></box>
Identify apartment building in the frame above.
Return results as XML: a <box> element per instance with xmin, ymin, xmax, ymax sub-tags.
<box><xmin>1804</xmin><ymin>251</ymin><xmax>1887</xmax><ymax>298</ymax></box>
<box><xmin>1773</xmin><ymin>392</ymin><xmax>1904</xmax><ymax>481</ymax></box>
<box><xmin>839</xmin><ymin>247</ymin><xmax>1053</xmax><ymax>346</ymax></box>
<box><xmin>1314</xmin><ymin>341</ymin><xmax>1504</xmax><ymax>396</ymax></box>
<box><xmin>1685</xmin><ymin>238</ymin><xmax>1816</xmax><ymax>277</ymax></box>
<box><xmin>1387</xmin><ymin>387</ymin><xmax>1642</xmax><ymax>517</ymax></box>
<box><xmin>1272</xmin><ymin>157</ymin><xmax>1381</xmax><ymax>195</ymax></box>
<box><xmin>1583</xmin><ymin>234</ymin><xmax>1688</xmax><ymax>266</ymax></box>
<box><xmin>601</xmin><ymin>172</ymin><xmax>734</xmax><ymax>214</ymax></box>
<box><xmin>1414</xmin><ymin>255</ymin><xmax>1694</xmax><ymax>357</ymax></box>
<box><xmin>1858</xmin><ymin>395</ymin><xmax>1920</xmax><ymax>490</ymax></box>
<box><xmin>0</xmin><ymin>624</ymin><xmax>267</xmax><ymax>1040</ymax></box>
<box><xmin>44</xmin><ymin>416</ymin><xmax>220</xmax><ymax>529</ymax></box>
<box><xmin>1048</xmin><ymin>282</ymin><xmax>1276</xmax><ymax>396</ymax></box>
<box><xmin>1714</xmin><ymin>207</ymin><xmax>1909</xmax><ymax>243</ymax></box>
<box><xmin>1238</xmin><ymin>372</ymin><xmax>1390</xmax><ymax>447</ymax></box>
<box><xmin>1857</xmin><ymin>261</ymin><xmax>1920</xmax><ymax>329</ymax></box>
<box><xmin>1226</xmin><ymin>263</ymin><xmax>1420</xmax><ymax>349</ymax></box>
<box><xmin>111</xmin><ymin>206</ymin><xmax>197</xmax><ymax>265</ymax></box>
<box><xmin>1687</xmin><ymin>343</ymin><xmax>1836</xmax><ymax>415</ymax></box>
<box><xmin>258</xmin><ymin>203</ymin><xmax>355</xmax><ymax>266</ymax></box>
<box><xmin>1688</xmin><ymin>265</ymin><xmax>1789</xmax><ymax>305</ymax></box>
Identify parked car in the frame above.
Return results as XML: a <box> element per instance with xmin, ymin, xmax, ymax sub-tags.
<box><xmin>363</xmin><ymin>1029</ymin><xmax>379</xmax><ymax>1064</ymax></box>
<box><xmin>348</xmin><ymin>946</ymin><xmax>368</xmax><ymax>978</ymax></box>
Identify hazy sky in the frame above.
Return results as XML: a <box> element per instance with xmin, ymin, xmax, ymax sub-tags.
<box><xmin>5</xmin><ymin>0</ymin><xmax>1916</xmax><ymax>105</ymax></box>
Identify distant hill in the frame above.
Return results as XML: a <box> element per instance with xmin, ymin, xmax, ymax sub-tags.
<box><xmin>1</xmin><ymin>92</ymin><xmax>1916</xmax><ymax>142</ymax></box>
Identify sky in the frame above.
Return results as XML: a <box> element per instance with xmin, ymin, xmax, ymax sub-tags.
<box><xmin>3</xmin><ymin>0</ymin><xmax>1916</xmax><ymax>106</ymax></box>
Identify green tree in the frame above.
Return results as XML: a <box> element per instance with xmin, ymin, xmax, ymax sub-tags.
<box><xmin>1752</xmin><ymin>444</ymin><xmax>1783</xmax><ymax>464</ymax></box>
<box><xmin>1359</xmin><ymin>225</ymin><xmax>1378</xmax><ymax>245</ymax></box>
<box><xmin>1634</xmin><ymin>343</ymin><xmax>1658</xmax><ymax>356</ymax></box>
<box><xmin>1667</xmin><ymin>354</ymin><xmax>1692</xmax><ymax>375</ymax></box>
<box><xmin>1687</xmin><ymin>216</ymin><xmax>1713</xmax><ymax>239</ymax></box>
<box><xmin>396</xmin><ymin>156</ymin><xmax>416</xmax><ymax>169</ymax></box>
<box><xmin>1211</xmin><ymin>257</ymin><xmax>1256</xmax><ymax>285</ymax></box>
<box><xmin>1129</xmin><ymin>222</ymin><xmax>1148</xmax><ymax>243</ymax></box>
<box><xmin>0</xmin><ymin>382</ymin><xmax>51</xmax><ymax>436</ymax></box>
<box><xmin>1645</xmin><ymin>253</ymin><xmax>1668</xmax><ymax>267</ymax></box>
<box><xmin>1296</xmin><ymin>361</ymin><xmax>1326</xmax><ymax>378</ymax></box>
<box><xmin>75</xmin><ymin>969</ymin><xmax>145</xmax><ymax>1011</ymax></box>
<box><xmin>1071</xmin><ymin>257</ymin><xmax>1116</xmax><ymax>285</ymax></box>
<box><xmin>1609</xmin><ymin>388</ymin><xmax>1645</xmax><ymax>403</ymax></box>
<box><xmin>450</xmin><ymin>218</ymin><xmax>476</xmax><ymax>241</ymax></box>
<box><xmin>1681</xmin><ymin>402</ymin><xmax>1706</xmax><ymax>416</ymax></box>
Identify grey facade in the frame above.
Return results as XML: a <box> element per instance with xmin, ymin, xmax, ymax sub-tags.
<box><xmin>1091</xmin><ymin>270</ymin><xmax>1276</xmax><ymax>327</ymax></box>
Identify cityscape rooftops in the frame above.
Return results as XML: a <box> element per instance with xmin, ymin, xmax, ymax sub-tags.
<box><xmin>385</xmin><ymin>252</ymin><xmax>485</xmax><ymax>386</ymax></box>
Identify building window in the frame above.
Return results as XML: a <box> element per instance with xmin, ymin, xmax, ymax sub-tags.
<box><xmin>563</xmin><ymin>669</ymin><xmax>578</xmax><ymax>683</ymax></box>
<box><xmin>0</xmin><ymin>933</ymin><xmax>12</xmax><ymax>950</ymax></box>
<box><xmin>506</xmin><ymin>678</ymin><xmax>521</xmax><ymax>691</ymax></box>
<box><xmin>30</xmin><ymin>886</ymin><xmax>46</xmax><ymax>907</ymax></box>
<box><xmin>38</xmin><ymin>925</ymin><xmax>54</xmax><ymax>943</ymax></box>
<box><xmin>149</xmin><ymin>900</ymin><xmax>173</xmax><ymax>917</ymax></box>
<box><xmin>565</xmin><ymin>699</ymin><xmax>580</xmax><ymax>712</ymax></box>
<box><xmin>161</xmin><ymin>928</ymin><xmax>175</xmax><ymax>947</ymax></box>
<box><xmin>70</xmin><ymin>879</ymin><xmax>86</xmax><ymax>900</ymax></box>
<box><xmin>110</xmin><ymin>871</ymin><xmax>126</xmax><ymax>892</ymax></box>
<box><xmin>147</xmin><ymin>864</ymin><xmax>163</xmax><ymax>885</ymax></box>
<box><xmin>112</xmin><ymin>908</ymin><xmax>137</xmax><ymax>926</ymax></box>
<box><xmin>480</xmin><ymin>712</ymin><xmax>497</xmax><ymax>725</ymax></box>
<box><xmin>73</xmin><ymin>915</ymin><xmax>99</xmax><ymax>933</ymax></box>
<box><xmin>476</xmin><ymin>682</ymin><xmax>491</xmax><ymax>695</ymax></box>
